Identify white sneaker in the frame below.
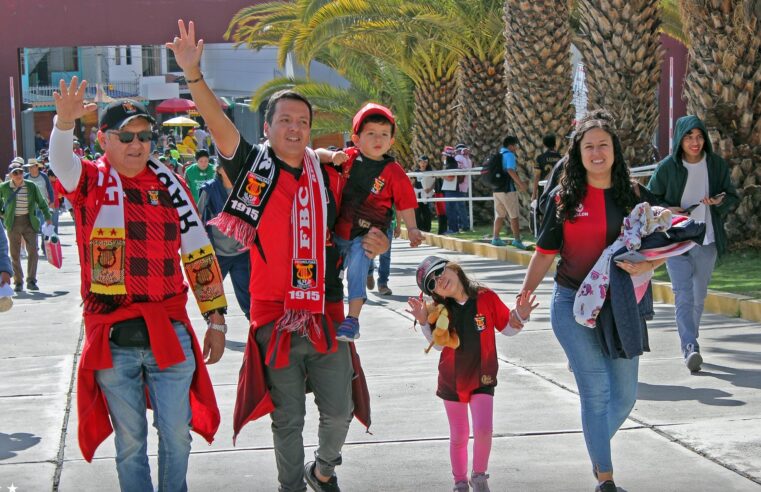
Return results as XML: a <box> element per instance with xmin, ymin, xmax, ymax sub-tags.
<box><xmin>684</xmin><ymin>344</ymin><xmax>703</xmax><ymax>372</ymax></box>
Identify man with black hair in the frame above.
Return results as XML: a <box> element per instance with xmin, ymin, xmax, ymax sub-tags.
<box><xmin>533</xmin><ymin>133</ymin><xmax>562</xmax><ymax>203</ymax></box>
<box><xmin>184</xmin><ymin>148</ymin><xmax>215</xmax><ymax>203</ymax></box>
<box><xmin>492</xmin><ymin>136</ymin><xmax>527</xmax><ymax>248</ymax></box>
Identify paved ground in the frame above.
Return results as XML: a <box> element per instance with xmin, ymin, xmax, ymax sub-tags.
<box><xmin>1</xmin><ymin>218</ymin><xmax>760</xmax><ymax>491</ymax></box>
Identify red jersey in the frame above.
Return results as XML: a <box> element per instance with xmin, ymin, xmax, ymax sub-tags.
<box><xmin>58</xmin><ymin>159</ymin><xmax>189</xmax><ymax>314</ymax></box>
<box><xmin>335</xmin><ymin>148</ymin><xmax>417</xmax><ymax>240</ymax></box>
<box><xmin>436</xmin><ymin>289</ymin><xmax>511</xmax><ymax>402</ymax></box>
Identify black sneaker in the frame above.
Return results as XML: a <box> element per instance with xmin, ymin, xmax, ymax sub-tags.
<box><xmin>595</xmin><ymin>480</ymin><xmax>617</xmax><ymax>492</ymax></box>
<box><xmin>13</xmin><ymin>283</ymin><xmax>23</xmax><ymax>293</ymax></box>
<box><xmin>304</xmin><ymin>461</ymin><xmax>340</xmax><ymax>492</ymax></box>
<box><xmin>26</xmin><ymin>280</ymin><xmax>39</xmax><ymax>291</ymax></box>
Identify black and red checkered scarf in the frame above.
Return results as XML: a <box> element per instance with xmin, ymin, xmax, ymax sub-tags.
<box><xmin>210</xmin><ymin>144</ymin><xmax>327</xmax><ymax>366</ymax></box>
<box><xmin>89</xmin><ymin>156</ymin><xmax>226</xmax><ymax>313</ymax></box>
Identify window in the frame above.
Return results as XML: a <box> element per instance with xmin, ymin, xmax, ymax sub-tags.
<box><xmin>166</xmin><ymin>48</ymin><xmax>181</xmax><ymax>72</ymax></box>
<box><xmin>125</xmin><ymin>46</ymin><xmax>132</xmax><ymax>65</ymax></box>
<box><xmin>114</xmin><ymin>46</ymin><xmax>121</xmax><ymax>65</ymax></box>
<box><xmin>142</xmin><ymin>46</ymin><xmax>161</xmax><ymax>76</ymax></box>
<box><xmin>48</xmin><ymin>47</ymin><xmax>78</xmax><ymax>72</ymax></box>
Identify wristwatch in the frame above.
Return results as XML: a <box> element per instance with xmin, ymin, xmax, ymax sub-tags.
<box><xmin>207</xmin><ymin>323</ymin><xmax>228</xmax><ymax>334</ymax></box>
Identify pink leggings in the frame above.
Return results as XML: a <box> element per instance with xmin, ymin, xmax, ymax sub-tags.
<box><xmin>443</xmin><ymin>393</ymin><xmax>494</xmax><ymax>483</ymax></box>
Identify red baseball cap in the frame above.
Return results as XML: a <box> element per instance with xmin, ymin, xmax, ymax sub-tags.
<box><xmin>352</xmin><ymin>103</ymin><xmax>395</xmax><ymax>135</ymax></box>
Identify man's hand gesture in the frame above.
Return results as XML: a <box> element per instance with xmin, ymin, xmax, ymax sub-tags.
<box><xmin>166</xmin><ymin>20</ymin><xmax>203</xmax><ymax>75</ymax></box>
<box><xmin>52</xmin><ymin>77</ymin><xmax>97</xmax><ymax>131</ymax></box>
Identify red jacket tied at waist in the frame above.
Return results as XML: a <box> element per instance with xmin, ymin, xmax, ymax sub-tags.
<box><xmin>77</xmin><ymin>293</ymin><xmax>220</xmax><ymax>462</ymax></box>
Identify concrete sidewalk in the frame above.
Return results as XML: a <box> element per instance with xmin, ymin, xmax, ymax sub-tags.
<box><xmin>1</xmin><ymin>219</ymin><xmax>760</xmax><ymax>491</ymax></box>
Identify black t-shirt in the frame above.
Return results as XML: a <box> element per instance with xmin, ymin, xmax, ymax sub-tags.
<box><xmin>535</xmin><ymin>149</ymin><xmax>562</xmax><ymax>179</ymax></box>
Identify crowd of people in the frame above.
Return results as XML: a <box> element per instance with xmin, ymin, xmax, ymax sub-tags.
<box><xmin>0</xmin><ymin>18</ymin><xmax>741</xmax><ymax>492</ymax></box>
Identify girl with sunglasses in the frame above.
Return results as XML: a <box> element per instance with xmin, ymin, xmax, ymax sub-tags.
<box><xmin>407</xmin><ymin>256</ymin><xmax>537</xmax><ymax>492</ymax></box>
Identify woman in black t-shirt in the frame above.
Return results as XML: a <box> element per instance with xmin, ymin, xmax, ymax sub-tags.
<box><xmin>516</xmin><ymin>110</ymin><xmax>664</xmax><ymax>492</ymax></box>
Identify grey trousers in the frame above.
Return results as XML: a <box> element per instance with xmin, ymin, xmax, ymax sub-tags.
<box><xmin>255</xmin><ymin>323</ymin><xmax>354</xmax><ymax>492</ymax></box>
<box><xmin>9</xmin><ymin>215</ymin><xmax>38</xmax><ymax>285</ymax></box>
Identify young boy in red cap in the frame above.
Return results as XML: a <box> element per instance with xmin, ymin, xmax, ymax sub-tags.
<box><xmin>319</xmin><ymin>103</ymin><xmax>423</xmax><ymax>341</ymax></box>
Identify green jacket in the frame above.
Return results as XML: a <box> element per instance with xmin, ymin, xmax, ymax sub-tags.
<box><xmin>0</xmin><ymin>179</ymin><xmax>52</xmax><ymax>232</ymax></box>
<box><xmin>646</xmin><ymin>115</ymin><xmax>739</xmax><ymax>256</ymax></box>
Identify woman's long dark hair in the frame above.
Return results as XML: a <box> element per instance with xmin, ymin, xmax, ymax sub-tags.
<box><xmin>430</xmin><ymin>263</ymin><xmax>483</xmax><ymax>327</ymax></box>
<box><xmin>556</xmin><ymin>109</ymin><xmax>638</xmax><ymax>222</ymax></box>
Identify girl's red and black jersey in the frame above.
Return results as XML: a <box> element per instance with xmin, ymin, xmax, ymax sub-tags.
<box><xmin>60</xmin><ymin>160</ymin><xmax>189</xmax><ymax>314</ymax></box>
<box><xmin>437</xmin><ymin>289</ymin><xmax>511</xmax><ymax>402</ymax></box>
<box><xmin>335</xmin><ymin>147</ymin><xmax>417</xmax><ymax>240</ymax></box>
<box><xmin>536</xmin><ymin>185</ymin><xmax>625</xmax><ymax>290</ymax></box>
<box><xmin>219</xmin><ymin>139</ymin><xmax>342</xmax><ymax>311</ymax></box>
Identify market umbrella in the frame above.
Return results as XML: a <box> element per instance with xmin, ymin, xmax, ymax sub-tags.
<box><xmin>156</xmin><ymin>97</ymin><xmax>196</xmax><ymax>114</ymax></box>
<box><xmin>162</xmin><ymin>116</ymin><xmax>200</xmax><ymax>127</ymax></box>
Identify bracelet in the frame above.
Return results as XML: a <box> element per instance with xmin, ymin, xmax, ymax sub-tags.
<box><xmin>186</xmin><ymin>74</ymin><xmax>204</xmax><ymax>84</ymax></box>
<box><xmin>207</xmin><ymin>323</ymin><xmax>227</xmax><ymax>334</ymax></box>
<box><xmin>202</xmin><ymin>307</ymin><xmax>227</xmax><ymax>321</ymax></box>
<box><xmin>513</xmin><ymin>309</ymin><xmax>529</xmax><ymax>324</ymax></box>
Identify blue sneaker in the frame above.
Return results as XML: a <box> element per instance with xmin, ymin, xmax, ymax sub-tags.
<box><xmin>336</xmin><ymin>316</ymin><xmax>360</xmax><ymax>342</ymax></box>
<box><xmin>512</xmin><ymin>239</ymin><xmax>527</xmax><ymax>249</ymax></box>
<box><xmin>491</xmin><ymin>237</ymin><xmax>507</xmax><ymax>246</ymax></box>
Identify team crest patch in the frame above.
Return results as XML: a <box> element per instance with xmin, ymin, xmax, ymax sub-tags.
<box><xmin>185</xmin><ymin>250</ymin><xmax>225</xmax><ymax>303</ymax></box>
<box><xmin>371</xmin><ymin>176</ymin><xmax>386</xmax><ymax>194</ymax></box>
<box><xmin>474</xmin><ymin>314</ymin><xmax>486</xmax><ymax>332</ymax></box>
<box><xmin>481</xmin><ymin>374</ymin><xmax>495</xmax><ymax>385</ymax></box>
<box><xmin>241</xmin><ymin>171</ymin><xmax>271</xmax><ymax>207</ymax></box>
<box><xmin>91</xmin><ymin>238</ymin><xmax>125</xmax><ymax>287</ymax></box>
<box><xmin>147</xmin><ymin>189</ymin><xmax>160</xmax><ymax>206</ymax></box>
<box><xmin>122</xmin><ymin>101</ymin><xmax>137</xmax><ymax>113</ymax></box>
<box><xmin>292</xmin><ymin>259</ymin><xmax>317</xmax><ymax>290</ymax></box>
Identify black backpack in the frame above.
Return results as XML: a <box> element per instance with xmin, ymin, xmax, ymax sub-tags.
<box><xmin>480</xmin><ymin>150</ymin><xmax>508</xmax><ymax>191</ymax></box>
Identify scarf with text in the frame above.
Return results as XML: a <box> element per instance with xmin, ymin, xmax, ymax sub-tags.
<box><xmin>89</xmin><ymin>156</ymin><xmax>226</xmax><ymax>313</ymax></box>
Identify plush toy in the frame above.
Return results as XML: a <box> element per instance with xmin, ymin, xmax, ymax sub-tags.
<box><xmin>424</xmin><ymin>302</ymin><xmax>460</xmax><ymax>353</ymax></box>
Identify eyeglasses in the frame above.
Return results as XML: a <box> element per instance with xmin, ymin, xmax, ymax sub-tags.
<box><xmin>425</xmin><ymin>265</ymin><xmax>446</xmax><ymax>293</ymax></box>
<box><xmin>108</xmin><ymin>130</ymin><xmax>154</xmax><ymax>143</ymax></box>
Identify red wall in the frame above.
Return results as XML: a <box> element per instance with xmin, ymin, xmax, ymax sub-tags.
<box><xmin>657</xmin><ymin>34</ymin><xmax>688</xmax><ymax>161</ymax></box>
<box><xmin>0</xmin><ymin>0</ymin><xmax>264</xmax><ymax>167</ymax></box>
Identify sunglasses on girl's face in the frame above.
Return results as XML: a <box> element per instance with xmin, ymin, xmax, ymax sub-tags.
<box><xmin>108</xmin><ymin>130</ymin><xmax>154</xmax><ymax>143</ymax></box>
<box><xmin>426</xmin><ymin>265</ymin><xmax>446</xmax><ymax>293</ymax></box>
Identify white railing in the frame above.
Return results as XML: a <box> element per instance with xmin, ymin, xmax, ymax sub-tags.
<box><xmin>23</xmin><ymin>81</ymin><xmax>141</xmax><ymax>104</ymax></box>
<box><xmin>407</xmin><ymin>164</ymin><xmax>657</xmax><ymax>228</ymax></box>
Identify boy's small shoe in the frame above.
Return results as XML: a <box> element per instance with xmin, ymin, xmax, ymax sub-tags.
<box><xmin>490</xmin><ymin>238</ymin><xmax>507</xmax><ymax>246</ymax></box>
<box><xmin>512</xmin><ymin>239</ymin><xmax>527</xmax><ymax>249</ymax></box>
<box><xmin>336</xmin><ymin>316</ymin><xmax>360</xmax><ymax>342</ymax></box>
<box><xmin>366</xmin><ymin>274</ymin><xmax>375</xmax><ymax>291</ymax></box>
<box><xmin>304</xmin><ymin>461</ymin><xmax>341</xmax><ymax>492</ymax></box>
<box><xmin>377</xmin><ymin>284</ymin><xmax>393</xmax><ymax>296</ymax></box>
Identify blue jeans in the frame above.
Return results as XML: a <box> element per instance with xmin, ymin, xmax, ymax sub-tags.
<box><xmin>377</xmin><ymin>227</ymin><xmax>394</xmax><ymax>286</ymax></box>
<box><xmin>454</xmin><ymin>191</ymin><xmax>469</xmax><ymax>230</ymax></box>
<box><xmin>550</xmin><ymin>284</ymin><xmax>639</xmax><ymax>474</ymax></box>
<box><xmin>95</xmin><ymin>321</ymin><xmax>196</xmax><ymax>492</ymax></box>
<box><xmin>335</xmin><ymin>235</ymin><xmax>372</xmax><ymax>302</ymax></box>
<box><xmin>218</xmin><ymin>252</ymin><xmax>251</xmax><ymax>319</ymax></box>
<box><xmin>443</xmin><ymin>190</ymin><xmax>461</xmax><ymax>232</ymax></box>
<box><xmin>666</xmin><ymin>243</ymin><xmax>717</xmax><ymax>356</ymax></box>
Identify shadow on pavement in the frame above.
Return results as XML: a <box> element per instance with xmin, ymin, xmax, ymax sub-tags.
<box><xmin>13</xmin><ymin>290</ymin><xmax>69</xmax><ymax>300</ymax></box>
<box><xmin>0</xmin><ymin>432</ymin><xmax>41</xmax><ymax>460</ymax></box>
<box><xmin>637</xmin><ymin>382</ymin><xmax>745</xmax><ymax>406</ymax></box>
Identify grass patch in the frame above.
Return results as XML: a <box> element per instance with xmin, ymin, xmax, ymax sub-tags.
<box><xmin>444</xmin><ymin>224</ymin><xmax>537</xmax><ymax>244</ymax></box>
<box><xmin>652</xmin><ymin>248</ymin><xmax>761</xmax><ymax>299</ymax></box>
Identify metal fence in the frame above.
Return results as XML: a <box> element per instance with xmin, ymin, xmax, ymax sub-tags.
<box><xmin>407</xmin><ymin>164</ymin><xmax>658</xmax><ymax>228</ymax></box>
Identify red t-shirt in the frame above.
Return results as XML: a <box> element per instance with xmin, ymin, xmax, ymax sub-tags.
<box><xmin>58</xmin><ymin>159</ymin><xmax>189</xmax><ymax>314</ymax></box>
<box><xmin>436</xmin><ymin>289</ymin><xmax>511</xmax><ymax>402</ymax></box>
<box><xmin>335</xmin><ymin>148</ymin><xmax>417</xmax><ymax>240</ymax></box>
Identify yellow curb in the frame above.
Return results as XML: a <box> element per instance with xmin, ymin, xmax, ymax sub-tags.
<box><xmin>402</xmin><ymin>229</ymin><xmax>761</xmax><ymax>324</ymax></box>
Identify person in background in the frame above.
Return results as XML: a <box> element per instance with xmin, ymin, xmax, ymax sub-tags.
<box><xmin>454</xmin><ymin>143</ymin><xmax>473</xmax><ymax>231</ymax></box>
<box><xmin>0</xmin><ymin>219</ymin><xmax>12</xmax><ymax>302</ymax></box>
<box><xmin>413</xmin><ymin>155</ymin><xmax>434</xmax><ymax>232</ymax></box>
<box><xmin>184</xmin><ymin>149</ymin><xmax>216</xmax><ymax>204</ymax></box>
<box><xmin>197</xmin><ymin>165</ymin><xmax>251</xmax><ymax>319</ymax></box>
<box><xmin>407</xmin><ymin>256</ymin><xmax>536</xmax><ymax>492</ymax></box>
<box><xmin>533</xmin><ymin>133</ymin><xmax>562</xmax><ymax>204</ymax></box>
<box><xmin>646</xmin><ymin>115</ymin><xmax>739</xmax><ymax>373</ymax></box>
<box><xmin>441</xmin><ymin>147</ymin><xmax>462</xmax><ymax>234</ymax></box>
<box><xmin>491</xmin><ymin>136</ymin><xmax>527</xmax><ymax>248</ymax></box>
<box><xmin>0</xmin><ymin>159</ymin><xmax>52</xmax><ymax>292</ymax></box>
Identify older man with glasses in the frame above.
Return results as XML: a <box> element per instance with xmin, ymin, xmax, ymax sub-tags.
<box><xmin>49</xmin><ymin>82</ymin><xmax>228</xmax><ymax>491</ymax></box>
<box><xmin>0</xmin><ymin>158</ymin><xmax>52</xmax><ymax>292</ymax></box>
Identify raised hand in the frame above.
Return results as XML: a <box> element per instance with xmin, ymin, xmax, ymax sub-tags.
<box><xmin>515</xmin><ymin>291</ymin><xmax>538</xmax><ymax>321</ymax></box>
<box><xmin>406</xmin><ymin>296</ymin><xmax>428</xmax><ymax>325</ymax></box>
<box><xmin>166</xmin><ymin>19</ymin><xmax>204</xmax><ymax>74</ymax></box>
<box><xmin>52</xmin><ymin>77</ymin><xmax>97</xmax><ymax>127</ymax></box>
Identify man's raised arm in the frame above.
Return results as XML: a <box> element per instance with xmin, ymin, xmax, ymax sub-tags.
<box><xmin>167</xmin><ymin>20</ymin><xmax>239</xmax><ymax>158</ymax></box>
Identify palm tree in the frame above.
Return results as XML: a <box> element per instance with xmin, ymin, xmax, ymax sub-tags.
<box><xmin>679</xmin><ymin>1</ymin><xmax>761</xmax><ymax>242</ymax></box>
<box><xmin>575</xmin><ymin>0</ymin><xmax>663</xmax><ymax>166</ymax></box>
<box><xmin>504</xmin><ymin>0</ymin><xmax>574</xmax><ymax>189</ymax></box>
